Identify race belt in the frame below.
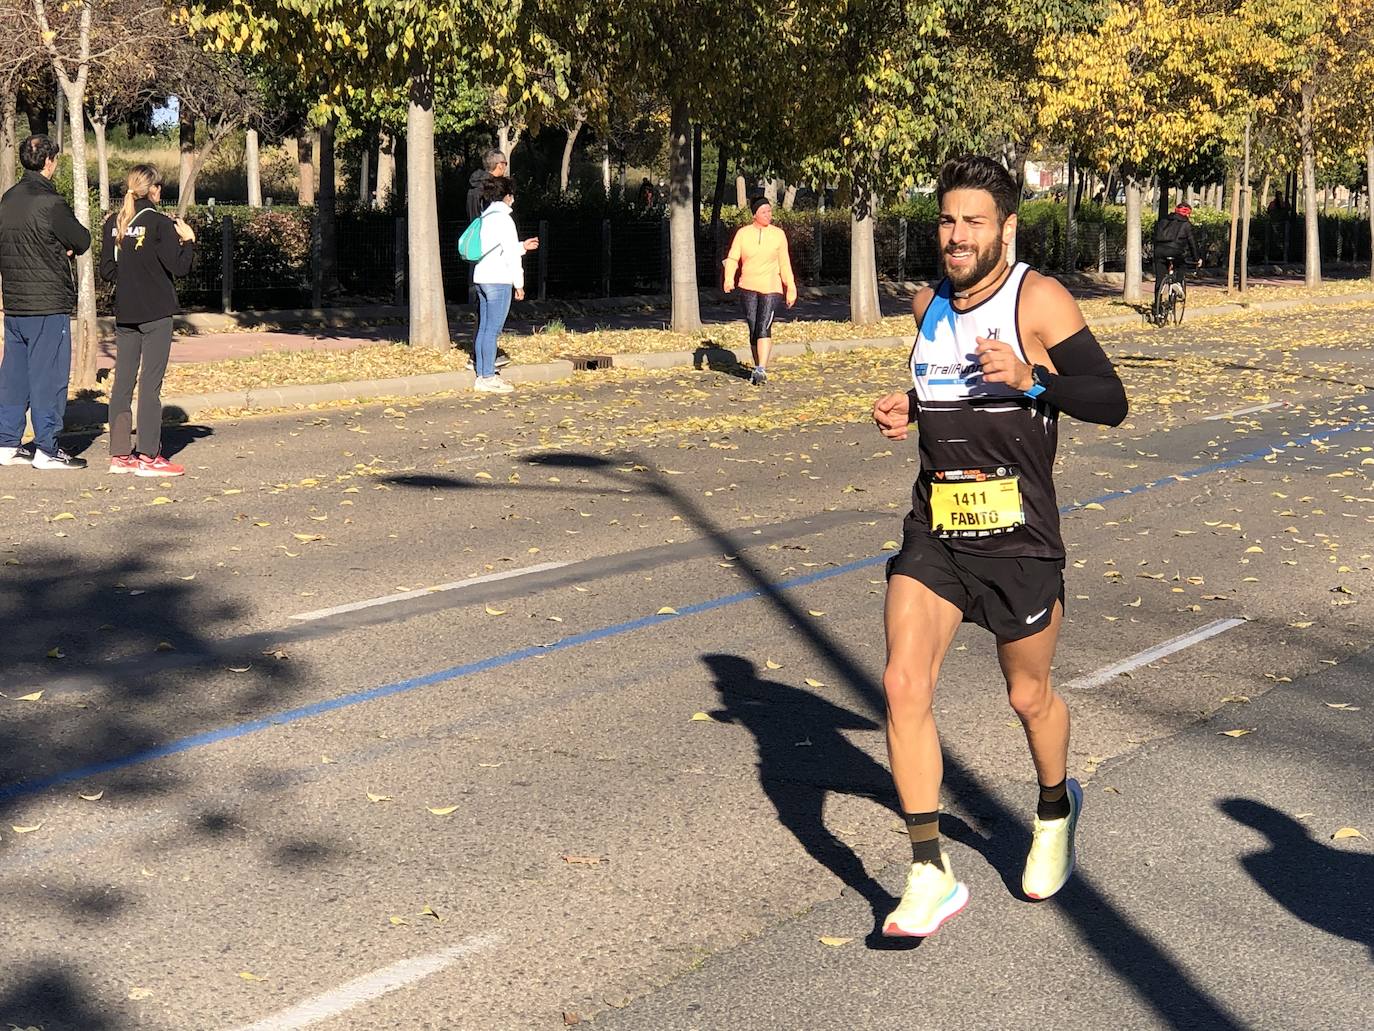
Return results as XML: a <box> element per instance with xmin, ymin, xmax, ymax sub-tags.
<box><xmin>927</xmin><ymin>466</ymin><xmax>1025</xmax><ymax>538</ymax></box>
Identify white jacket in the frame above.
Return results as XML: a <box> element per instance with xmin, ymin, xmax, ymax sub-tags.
<box><xmin>471</xmin><ymin>201</ymin><xmax>524</xmax><ymax>290</ymax></box>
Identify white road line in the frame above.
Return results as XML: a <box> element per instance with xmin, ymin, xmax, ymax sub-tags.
<box><xmin>291</xmin><ymin>562</ymin><xmax>572</xmax><ymax>621</ymax></box>
<box><xmin>230</xmin><ymin>934</ymin><xmax>501</xmax><ymax>1030</ymax></box>
<box><xmin>1063</xmin><ymin>618</ymin><xmax>1248</xmax><ymax>691</ymax></box>
<box><xmin>1205</xmin><ymin>402</ymin><xmax>1283</xmax><ymax>421</ymax></box>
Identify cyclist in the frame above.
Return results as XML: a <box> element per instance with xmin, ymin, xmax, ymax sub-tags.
<box><xmin>1151</xmin><ymin>203</ymin><xmax>1202</xmax><ymax>323</ymax></box>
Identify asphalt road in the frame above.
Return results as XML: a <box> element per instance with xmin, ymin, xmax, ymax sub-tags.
<box><xmin>1</xmin><ymin>302</ymin><xmax>1372</xmax><ymax>1030</ymax></box>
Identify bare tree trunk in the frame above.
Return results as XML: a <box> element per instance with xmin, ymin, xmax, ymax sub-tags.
<box><xmin>667</xmin><ymin>94</ymin><xmax>700</xmax><ymax>332</ymax></box>
<box><xmin>601</xmin><ymin>148</ymin><xmax>610</xmax><ymax>197</ymax></box>
<box><xmin>1123</xmin><ymin>177</ymin><xmax>1143</xmax><ymax>303</ymax></box>
<box><xmin>296</xmin><ymin>131</ymin><xmax>315</xmax><ymax>206</ymax></box>
<box><xmin>850</xmin><ymin>186</ymin><xmax>881</xmax><ymax>324</ymax></box>
<box><xmin>1367</xmin><ymin>140</ymin><xmax>1374</xmax><ymax>285</ymax></box>
<box><xmin>763</xmin><ymin>178</ymin><xmax>778</xmax><ymax>204</ymax></box>
<box><xmin>1</xmin><ymin>87</ymin><xmax>17</xmax><ymax>195</ymax></box>
<box><xmin>782</xmin><ymin>184</ymin><xmax>797</xmax><ymax>210</ymax></box>
<box><xmin>178</xmin><ymin>105</ymin><xmax>196</xmax><ymax>208</ymax></box>
<box><xmin>375</xmin><ymin>131</ymin><xmax>395</xmax><ymax>209</ymax></box>
<box><xmin>1300</xmin><ymin>86</ymin><xmax>1321</xmax><ymax>288</ymax></box>
<box><xmin>496</xmin><ymin>123</ymin><xmax>521</xmax><ymax>176</ymax></box>
<box><xmin>177</xmin><ymin>119</ymin><xmax>239</xmax><ymax>217</ymax></box>
<box><xmin>559</xmin><ymin>118</ymin><xmax>583</xmax><ymax>194</ymax></box>
<box><xmin>735</xmin><ymin>174</ymin><xmax>747</xmax><ymax>207</ymax></box>
<box><xmin>406</xmin><ymin>74</ymin><xmax>449</xmax><ymax>348</ymax></box>
<box><xmin>245</xmin><ymin>127</ymin><xmax>262</xmax><ymax>207</ymax></box>
<box><xmin>54</xmin><ymin>84</ymin><xmax>62</xmax><ymax>150</ymax></box>
<box><xmin>710</xmin><ymin>145</ymin><xmax>729</xmax><ymax>239</ymax></box>
<box><xmin>359</xmin><ymin>145</ymin><xmax>370</xmax><ymax>206</ymax></box>
<box><xmin>1225</xmin><ymin>167</ymin><xmax>1240</xmax><ymax>293</ymax></box>
<box><xmin>63</xmin><ymin>83</ymin><xmax>97</xmax><ymax>387</ymax></box>
<box><xmin>317</xmin><ymin>116</ymin><xmax>338</xmax><ymax>297</ymax></box>
<box><xmin>90</xmin><ymin>114</ymin><xmax>109</xmax><ymax>211</ymax></box>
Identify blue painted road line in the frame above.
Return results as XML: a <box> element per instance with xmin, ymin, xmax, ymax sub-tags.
<box><xmin>2</xmin><ymin>419</ymin><xmax>1369</xmax><ymax>804</ymax></box>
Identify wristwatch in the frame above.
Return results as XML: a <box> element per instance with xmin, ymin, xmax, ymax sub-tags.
<box><xmin>1024</xmin><ymin>365</ymin><xmax>1050</xmax><ymax>399</ymax></box>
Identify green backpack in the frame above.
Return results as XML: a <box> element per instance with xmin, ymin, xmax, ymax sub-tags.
<box><xmin>458</xmin><ymin>212</ymin><xmax>494</xmax><ymax>263</ymax></box>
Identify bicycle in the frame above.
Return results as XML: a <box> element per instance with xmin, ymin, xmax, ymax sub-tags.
<box><xmin>1151</xmin><ymin>256</ymin><xmax>1192</xmax><ymax>327</ymax></box>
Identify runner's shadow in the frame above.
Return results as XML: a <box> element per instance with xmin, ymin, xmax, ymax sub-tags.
<box><xmin>701</xmin><ymin>653</ymin><xmax>909</xmax><ymax>943</ymax></box>
<box><xmin>1220</xmin><ymin>798</ymin><xmax>1374</xmax><ymax>958</ymax></box>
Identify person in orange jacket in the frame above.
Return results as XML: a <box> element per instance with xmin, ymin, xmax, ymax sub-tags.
<box><xmin>723</xmin><ymin>197</ymin><xmax>797</xmax><ymax>385</ymax></box>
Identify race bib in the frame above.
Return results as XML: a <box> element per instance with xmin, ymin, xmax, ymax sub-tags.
<box><xmin>928</xmin><ymin>466</ymin><xmax>1025</xmax><ymax>538</ymax></box>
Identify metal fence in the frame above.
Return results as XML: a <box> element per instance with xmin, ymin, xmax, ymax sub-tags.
<box><xmin>101</xmin><ymin>207</ymin><xmax>1373</xmax><ymax>316</ymax></box>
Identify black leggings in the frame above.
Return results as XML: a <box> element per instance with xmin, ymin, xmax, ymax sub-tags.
<box><xmin>739</xmin><ymin>289</ymin><xmax>783</xmax><ymax>347</ymax></box>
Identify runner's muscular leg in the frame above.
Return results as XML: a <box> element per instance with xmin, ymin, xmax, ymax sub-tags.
<box><xmin>996</xmin><ymin>602</ymin><xmax>1069</xmax><ymax>788</ymax></box>
<box><xmin>883</xmin><ymin>574</ymin><xmax>963</xmax><ymax>813</ymax></box>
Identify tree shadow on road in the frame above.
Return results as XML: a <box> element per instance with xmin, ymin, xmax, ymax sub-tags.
<box><xmin>1220</xmin><ymin>798</ymin><xmax>1373</xmax><ymax>958</ymax></box>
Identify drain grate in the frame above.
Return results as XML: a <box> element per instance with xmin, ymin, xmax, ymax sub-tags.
<box><xmin>560</xmin><ymin>354</ymin><xmax>615</xmax><ymax>371</ymax></box>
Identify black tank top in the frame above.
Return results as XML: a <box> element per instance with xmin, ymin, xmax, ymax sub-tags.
<box><xmin>908</xmin><ymin>263</ymin><xmax>1063</xmax><ymax>559</ymax></box>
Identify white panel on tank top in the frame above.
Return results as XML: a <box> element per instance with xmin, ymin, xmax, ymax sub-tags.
<box><xmin>911</xmin><ymin>263</ymin><xmax>1030</xmax><ymax>407</ymax></box>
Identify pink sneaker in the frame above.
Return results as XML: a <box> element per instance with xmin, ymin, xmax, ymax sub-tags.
<box><xmin>109</xmin><ymin>454</ymin><xmax>140</xmax><ymax>474</ymax></box>
<box><xmin>135</xmin><ymin>454</ymin><xmax>185</xmax><ymax>478</ymax></box>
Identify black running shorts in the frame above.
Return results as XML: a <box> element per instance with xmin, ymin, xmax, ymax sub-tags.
<box><xmin>886</xmin><ymin>514</ymin><xmax>1065</xmax><ymax>642</ymax></box>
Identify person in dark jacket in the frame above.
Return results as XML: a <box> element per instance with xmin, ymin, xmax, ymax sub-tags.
<box><xmin>1151</xmin><ymin>203</ymin><xmax>1202</xmax><ymax>323</ymax></box>
<box><xmin>98</xmin><ymin>164</ymin><xmax>195</xmax><ymax>477</ymax></box>
<box><xmin>0</xmin><ymin>134</ymin><xmax>92</xmax><ymax>470</ymax></box>
<box><xmin>466</xmin><ymin>149</ymin><xmax>508</xmax><ymax>222</ymax></box>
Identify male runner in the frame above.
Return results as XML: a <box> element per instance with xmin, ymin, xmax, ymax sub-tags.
<box><xmin>872</xmin><ymin>155</ymin><xmax>1128</xmax><ymax>937</ymax></box>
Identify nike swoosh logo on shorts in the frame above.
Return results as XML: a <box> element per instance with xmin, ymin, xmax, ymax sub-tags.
<box><xmin>1024</xmin><ymin>607</ymin><xmax>1049</xmax><ymax>625</ymax></box>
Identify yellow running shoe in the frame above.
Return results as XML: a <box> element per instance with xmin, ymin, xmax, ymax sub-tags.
<box><xmin>882</xmin><ymin>853</ymin><xmax>969</xmax><ymax>937</ymax></box>
<box><xmin>1022</xmin><ymin>778</ymin><xmax>1082</xmax><ymax>900</ymax></box>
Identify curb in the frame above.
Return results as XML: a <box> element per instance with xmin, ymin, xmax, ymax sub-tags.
<box><xmin>60</xmin><ymin>287</ymin><xmax>1374</xmax><ymax>428</ymax></box>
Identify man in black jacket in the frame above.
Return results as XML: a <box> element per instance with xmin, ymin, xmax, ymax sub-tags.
<box><xmin>466</xmin><ymin>149</ymin><xmax>507</xmax><ymax>222</ymax></box>
<box><xmin>0</xmin><ymin>135</ymin><xmax>91</xmax><ymax>469</ymax></box>
<box><xmin>1151</xmin><ymin>203</ymin><xmax>1202</xmax><ymax>324</ymax></box>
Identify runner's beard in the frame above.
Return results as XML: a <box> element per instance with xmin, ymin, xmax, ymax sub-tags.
<box><xmin>945</xmin><ymin>239</ymin><xmax>1006</xmax><ymax>292</ymax></box>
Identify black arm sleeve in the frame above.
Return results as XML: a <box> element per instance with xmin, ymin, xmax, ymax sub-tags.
<box><xmin>1185</xmin><ymin>225</ymin><xmax>1201</xmax><ymax>263</ymax></box>
<box><xmin>1036</xmin><ymin>326</ymin><xmax>1129</xmax><ymax>426</ymax></box>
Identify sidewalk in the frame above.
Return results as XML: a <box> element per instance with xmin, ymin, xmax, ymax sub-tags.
<box><xmin>61</xmin><ymin>273</ymin><xmax>1374</xmax><ymax>425</ymax></box>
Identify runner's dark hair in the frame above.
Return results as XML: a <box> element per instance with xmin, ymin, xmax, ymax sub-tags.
<box><xmin>936</xmin><ymin>155</ymin><xmax>1020</xmax><ymax>224</ymax></box>
<box><xmin>481</xmin><ymin>175</ymin><xmax>515</xmax><ymax>206</ymax></box>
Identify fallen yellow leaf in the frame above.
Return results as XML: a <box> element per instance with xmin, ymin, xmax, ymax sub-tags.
<box><xmin>804</xmin><ymin>678</ymin><xmax>827</xmax><ymax>688</ymax></box>
<box><xmin>690</xmin><ymin>711</ymin><xmax>716</xmax><ymax>722</ymax></box>
<box><xmin>881</xmin><ymin>540</ymin><xmax>899</xmax><ymax>550</ymax></box>
<box><xmin>51</xmin><ymin>511</ymin><xmax>75</xmax><ymax>521</ymax></box>
<box><xmin>45</xmin><ymin>648</ymin><xmax>63</xmax><ymax>660</ymax></box>
<box><xmin>808</xmin><ymin>610</ymin><xmax>826</xmax><ymax>617</ymax></box>
<box><xmin>427</xmin><ymin>805</ymin><xmax>459</xmax><ymax>816</ymax></box>
<box><xmin>149</xmin><ymin>497</ymin><xmax>173</xmax><ymax>506</ymax></box>
<box><xmin>484</xmin><ymin>605</ymin><xmax>507</xmax><ymax>616</ymax></box>
<box><xmin>79</xmin><ymin>790</ymin><xmax>104</xmax><ymax>802</ymax></box>
<box><xmin>765</xmin><ymin>659</ymin><xmax>783</xmax><ymax>670</ymax></box>
<box><xmin>1331</xmin><ymin>827</ymin><xmax>1364</xmax><ymax>840</ymax></box>
<box><xmin>1218</xmin><ymin>729</ymin><xmax>1254</xmax><ymax>738</ymax></box>
<box><xmin>656</xmin><ymin>606</ymin><xmax>678</xmax><ymax>615</ymax></box>
<box><xmin>12</xmin><ymin>822</ymin><xmax>43</xmax><ymax>833</ymax></box>
<box><xmin>17</xmin><ymin>690</ymin><xmax>43</xmax><ymax>701</ymax></box>
<box><xmin>1081</xmin><ymin>502</ymin><xmax>1105</xmax><ymax>511</ymax></box>
<box><xmin>389</xmin><ymin>915</ymin><xmax>409</xmax><ymax>925</ymax></box>
<box><xmin>818</xmin><ymin>936</ymin><xmax>854</xmax><ymax>947</ymax></box>
<box><xmin>238</xmin><ymin>971</ymin><xmax>265</xmax><ymax>982</ymax></box>
<box><xmin>366</xmin><ymin>792</ymin><xmax>392</xmax><ymax>803</ymax></box>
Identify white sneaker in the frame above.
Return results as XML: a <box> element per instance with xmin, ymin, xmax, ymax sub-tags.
<box><xmin>33</xmin><ymin>448</ymin><xmax>88</xmax><ymax>470</ymax></box>
<box><xmin>0</xmin><ymin>443</ymin><xmax>35</xmax><ymax>466</ymax></box>
<box><xmin>883</xmin><ymin>852</ymin><xmax>969</xmax><ymax>937</ymax></box>
<box><xmin>474</xmin><ymin>376</ymin><xmax>514</xmax><ymax>394</ymax></box>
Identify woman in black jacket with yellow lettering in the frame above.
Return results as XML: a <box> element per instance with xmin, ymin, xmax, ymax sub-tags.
<box><xmin>98</xmin><ymin>164</ymin><xmax>195</xmax><ymax>476</ymax></box>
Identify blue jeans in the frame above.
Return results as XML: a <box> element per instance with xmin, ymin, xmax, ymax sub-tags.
<box><xmin>0</xmin><ymin>314</ymin><xmax>71</xmax><ymax>456</ymax></box>
<box><xmin>475</xmin><ymin>283</ymin><xmax>512</xmax><ymax>378</ymax></box>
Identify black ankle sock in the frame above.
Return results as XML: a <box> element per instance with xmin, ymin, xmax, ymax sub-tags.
<box><xmin>903</xmin><ymin>810</ymin><xmax>944</xmax><ymax>868</ymax></box>
<box><xmin>1037</xmin><ymin>779</ymin><xmax>1071</xmax><ymax>821</ymax></box>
